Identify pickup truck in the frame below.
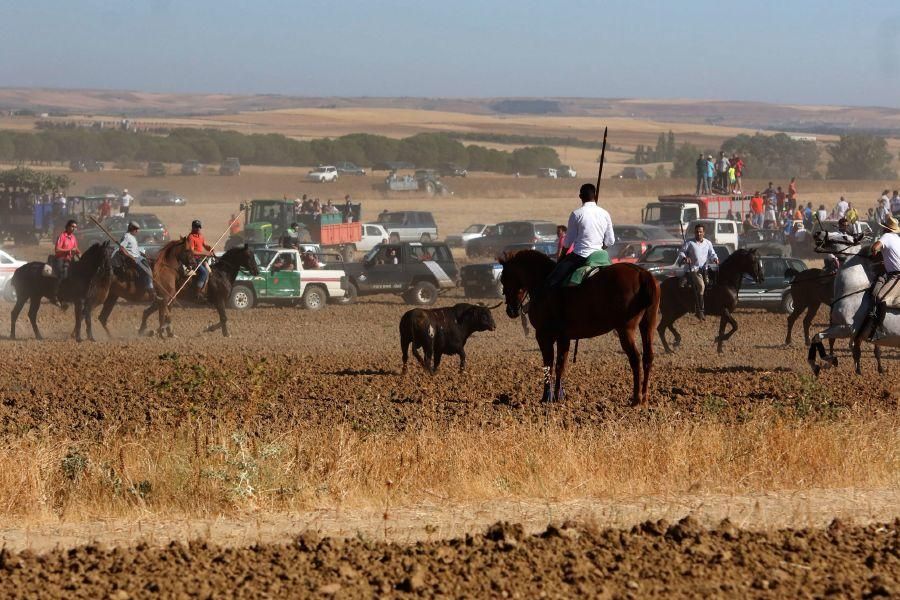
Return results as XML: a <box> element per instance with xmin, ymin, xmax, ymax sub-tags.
<box><xmin>642</xmin><ymin>194</ymin><xmax>754</xmax><ymax>237</ymax></box>
<box><xmin>341</xmin><ymin>242</ymin><xmax>457</xmax><ymax>305</ymax></box>
<box><xmin>230</xmin><ymin>247</ymin><xmax>347</xmax><ymax>310</ymax></box>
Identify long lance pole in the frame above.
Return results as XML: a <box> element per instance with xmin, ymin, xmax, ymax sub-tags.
<box><xmin>574</xmin><ymin>127</ymin><xmax>609</xmax><ymax>365</ymax></box>
<box><xmin>167</xmin><ymin>214</ymin><xmax>242</xmax><ymax>307</ymax></box>
<box><xmin>89</xmin><ymin>216</ymin><xmax>169</xmax><ymax>298</ymax></box>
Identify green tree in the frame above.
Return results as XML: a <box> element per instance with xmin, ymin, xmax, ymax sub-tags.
<box><xmin>666</xmin><ymin>130</ymin><xmax>676</xmax><ymax>160</ymax></box>
<box><xmin>671</xmin><ymin>143</ymin><xmax>702</xmax><ymax>178</ymax></box>
<box><xmin>721</xmin><ymin>133</ymin><xmax>819</xmax><ymax>179</ymax></box>
<box><xmin>826</xmin><ymin>134</ymin><xmax>895</xmax><ymax>179</ymax></box>
<box><xmin>509</xmin><ymin>146</ymin><xmax>560</xmax><ymax>174</ymax></box>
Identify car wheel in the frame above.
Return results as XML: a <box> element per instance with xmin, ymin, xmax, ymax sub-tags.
<box><xmin>780</xmin><ymin>292</ymin><xmax>794</xmax><ymax>315</ymax></box>
<box><xmin>302</xmin><ymin>285</ymin><xmax>327</xmax><ymax>310</ymax></box>
<box><xmin>420</xmin><ymin>233</ymin><xmax>431</xmax><ymax>243</ymax></box>
<box><xmin>408</xmin><ymin>281</ymin><xmax>438</xmax><ymax>305</ymax></box>
<box><xmin>333</xmin><ymin>282</ymin><xmax>357</xmax><ymax>305</ymax></box>
<box><xmin>229</xmin><ymin>285</ymin><xmax>255</xmax><ymax>310</ymax></box>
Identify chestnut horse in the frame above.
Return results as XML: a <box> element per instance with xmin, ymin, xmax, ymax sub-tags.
<box><xmin>499</xmin><ymin>250</ymin><xmax>660</xmax><ymax>406</ymax></box>
<box><xmin>138</xmin><ymin>239</ymin><xmax>258</xmax><ymax>337</ymax></box>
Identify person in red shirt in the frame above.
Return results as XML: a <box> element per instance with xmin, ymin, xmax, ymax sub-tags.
<box><xmin>750</xmin><ymin>193</ymin><xmax>765</xmax><ymax>228</ymax></box>
<box><xmin>788</xmin><ymin>177</ymin><xmax>798</xmax><ymax>207</ymax></box>
<box><xmin>731</xmin><ymin>155</ymin><xmax>744</xmax><ymax>194</ymax></box>
<box><xmin>99</xmin><ymin>197</ymin><xmax>112</xmax><ymax>219</ymax></box>
<box><xmin>55</xmin><ymin>219</ymin><xmax>80</xmax><ymax>273</ymax></box>
<box><xmin>187</xmin><ymin>220</ymin><xmax>213</xmax><ymax>290</ymax></box>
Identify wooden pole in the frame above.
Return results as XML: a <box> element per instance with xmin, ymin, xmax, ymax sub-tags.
<box><xmin>167</xmin><ymin>214</ymin><xmax>243</xmax><ymax>307</ymax></box>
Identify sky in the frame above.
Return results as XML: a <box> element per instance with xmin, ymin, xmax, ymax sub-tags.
<box><xmin>0</xmin><ymin>0</ymin><xmax>899</xmax><ymax>107</ymax></box>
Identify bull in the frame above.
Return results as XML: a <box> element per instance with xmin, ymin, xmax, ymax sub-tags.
<box><xmin>400</xmin><ymin>302</ymin><xmax>499</xmax><ymax>374</ymax></box>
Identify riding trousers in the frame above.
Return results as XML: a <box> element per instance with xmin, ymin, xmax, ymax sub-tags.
<box><xmin>872</xmin><ymin>272</ymin><xmax>900</xmax><ymax>308</ymax></box>
<box><xmin>546</xmin><ymin>253</ymin><xmax>587</xmax><ymax>289</ymax></box>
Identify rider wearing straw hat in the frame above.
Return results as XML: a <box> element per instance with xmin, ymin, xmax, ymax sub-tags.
<box><xmin>868</xmin><ymin>213</ymin><xmax>900</xmax><ymax>341</ymax></box>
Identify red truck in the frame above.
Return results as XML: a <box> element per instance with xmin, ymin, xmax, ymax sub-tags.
<box><xmin>641</xmin><ymin>194</ymin><xmax>755</xmax><ymax>236</ymax></box>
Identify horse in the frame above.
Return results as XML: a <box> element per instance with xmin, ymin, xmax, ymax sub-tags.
<box><xmin>139</xmin><ymin>240</ymin><xmax>258</xmax><ymax>338</ymax></box>
<box><xmin>806</xmin><ymin>231</ymin><xmax>893</xmax><ymax>376</ymax></box>
<box><xmin>657</xmin><ymin>248</ymin><xmax>764</xmax><ymax>354</ymax></box>
<box><xmin>10</xmin><ymin>242</ymin><xmax>114</xmax><ymax>342</ymax></box>
<box><xmin>784</xmin><ymin>264</ymin><xmax>836</xmax><ymax>346</ymax></box>
<box><xmin>499</xmin><ymin>250</ymin><xmax>660</xmax><ymax>406</ymax></box>
<box><xmin>96</xmin><ymin>251</ymin><xmax>160</xmax><ymax>338</ymax></box>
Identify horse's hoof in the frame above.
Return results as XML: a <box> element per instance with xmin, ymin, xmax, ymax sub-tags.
<box><xmin>830</xmin><ymin>357</ymin><xmax>838</xmax><ymax>367</ymax></box>
<box><xmin>812</xmin><ymin>364</ymin><xmax>821</xmax><ymax>378</ymax></box>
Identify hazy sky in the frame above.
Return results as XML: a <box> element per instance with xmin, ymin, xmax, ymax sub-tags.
<box><xmin>1</xmin><ymin>0</ymin><xmax>899</xmax><ymax>107</ymax></box>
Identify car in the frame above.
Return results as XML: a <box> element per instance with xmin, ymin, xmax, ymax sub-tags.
<box><xmin>0</xmin><ymin>249</ymin><xmax>26</xmax><ymax>302</ymax></box>
<box><xmin>138</xmin><ymin>189</ymin><xmax>187</xmax><ymax>206</ymax></box>
<box><xmin>181</xmin><ymin>160</ymin><xmax>202</xmax><ymax>175</ymax></box>
<box><xmin>341</xmin><ymin>242</ymin><xmax>458</xmax><ymax>305</ymax></box>
<box><xmin>445</xmin><ymin>223</ymin><xmax>494</xmax><ymax>248</ymax></box>
<box><xmin>740</xmin><ymin>228</ymin><xmax>788</xmax><ymax>256</ymax></box>
<box><xmin>356</xmin><ymin>223</ymin><xmax>391</xmax><ymax>253</ymax></box>
<box><xmin>69</xmin><ymin>159</ymin><xmax>104</xmax><ymax>172</ymax></box>
<box><xmin>557</xmin><ymin>165</ymin><xmax>577</xmax><ymax>178</ymax></box>
<box><xmin>335</xmin><ymin>162</ymin><xmax>367</xmax><ymax>176</ymax></box>
<box><xmin>375</xmin><ymin>210</ymin><xmax>438</xmax><ymax>243</ymax></box>
<box><xmin>607</xmin><ymin>241</ymin><xmax>645</xmax><ymax>264</ymax></box>
<box><xmin>230</xmin><ymin>247</ymin><xmax>347</xmax><ymax>311</ymax></box>
<box><xmin>79</xmin><ymin>213</ymin><xmax>170</xmax><ymax>247</ymax></box>
<box><xmin>219</xmin><ymin>157</ymin><xmax>241</xmax><ymax>176</ymax></box>
<box><xmin>465</xmin><ymin>220</ymin><xmax>557</xmax><ymax>258</ymax></box>
<box><xmin>686</xmin><ymin>219</ymin><xmax>740</xmax><ymax>251</ymax></box>
<box><xmin>439</xmin><ymin>163</ymin><xmax>468</xmax><ymax>178</ymax></box>
<box><xmin>738</xmin><ymin>256</ymin><xmax>808</xmax><ymax>313</ymax></box>
<box><xmin>85</xmin><ymin>185</ymin><xmax>120</xmax><ymax>196</ymax></box>
<box><xmin>306</xmin><ymin>165</ymin><xmax>339</xmax><ymax>183</ymax></box>
<box><xmin>146</xmin><ymin>162</ymin><xmax>167</xmax><ymax>177</ymax></box>
<box><xmin>537</xmin><ymin>168</ymin><xmax>558</xmax><ymax>179</ymax></box>
<box><xmin>636</xmin><ymin>243</ymin><xmax>731</xmax><ymax>281</ymax></box>
<box><xmin>461</xmin><ymin>241</ymin><xmax>558</xmax><ymax>299</ymax></box>
<box><xmin>616</xmin><ymin>166</ymin><xmax>650</xmax><ymax>180</ymax></box>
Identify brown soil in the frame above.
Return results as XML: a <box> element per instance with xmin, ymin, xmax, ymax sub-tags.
<box><xmin>1</xmin><ymin>519</ymin><xmax>897</xmax><ymax>598</ymax></box>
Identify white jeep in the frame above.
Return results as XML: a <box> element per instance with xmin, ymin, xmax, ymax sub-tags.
<box><xmin>306</xmin><ymin>165</ymin><xmax>339</xmax><ymax>183</ymax></box>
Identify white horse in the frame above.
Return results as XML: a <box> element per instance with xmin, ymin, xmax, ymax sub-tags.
<box><xmin>807</xmin><ymin>231</ymin><xmax>899</xmax><ymax>375</ymax></box>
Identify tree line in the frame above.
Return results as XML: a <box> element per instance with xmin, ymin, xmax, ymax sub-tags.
<box><xmin>0</xmin><ymin>128</ymin><xmax>561</xmax><ymax>175</ymax></box>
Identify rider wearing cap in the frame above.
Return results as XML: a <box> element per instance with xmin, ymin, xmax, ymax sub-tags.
<box><xmin>868</xmin><ymin>214</ymin><xmax>900</xmax><ymax>341</ymax></box>
<box><xmin>119</xmin><ymin>221</ymin><xmax>154</xmax><ymax>293</ymax></box>
<box><xmin>678</xmin><ymin>223</ymin><xmax>719</xmax><ymax>320</ymax></box>
<box><xmin>187</xmin><ymin>220</ymin><xmax>213</xmax><ymax>291</ymax></box>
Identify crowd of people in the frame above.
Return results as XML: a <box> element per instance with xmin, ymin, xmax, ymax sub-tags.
<box><xmin>295</xmin><ymin>194</ymin><xmax>354</xmax><ymax>221</ymax></box>
<box><xmin>695</xmin><ymin>152</ymin><xmax>745</xmax><ymax>195</ymax></box>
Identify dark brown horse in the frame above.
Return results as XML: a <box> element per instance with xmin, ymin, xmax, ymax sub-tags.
<box><xmin>97</xmin><ymin>252</ymin><xmax>163</xmax><ymax>338</ymax></box>
<box><xmin>139</xmin><ymin>240</ymin><xmax>258</xmax><ymax>337</ymax></box>
<box><xmin>499</xmin><ymin>250</ymin><xmax>660</xmax><ymax>406</ymax></box>
<box><xmin>784</xmin><ymin>265</ymin><xmax>835</xmax><ymax>346</ymax></box>
<box><xmin>657</xmin><ymin>248</ymin><xmax>764</xmax><ymax>354</ymax></box>
<box><xmin>10</xmin><ymin>242</ymin><xmax>114</xmax><ymax>342</ymax></box>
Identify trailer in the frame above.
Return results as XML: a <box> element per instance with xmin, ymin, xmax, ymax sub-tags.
<box><xmin>641</xmin><ymin>194</ymin><xmax>755</xmax><ymax>236</ymax></box>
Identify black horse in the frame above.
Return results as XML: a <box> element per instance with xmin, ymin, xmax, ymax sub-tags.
<box><xmin>784</xmin><ymin>265</ymin><xmax>835</xmax><ymax>346</ymax></box>
<box><xmin>10</xmin><ymin>242</ymin><xmax>114</xmax><ymax>341</ymax></box>
<box><xmin>138</xmin><ymin>243</ymin><xmax>258</xmax><ymax>338</ymax></box>
<box><xmin>657</xmin><ymin>248</ymin><xmax>764</xmax><ymax>353</ymax></box>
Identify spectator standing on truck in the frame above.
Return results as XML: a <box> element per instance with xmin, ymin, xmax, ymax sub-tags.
<box><xmin>716</xmin><ymin>152</ymin><xmax>730</xmax><ymax>191</ymax></box>
<box><xmin>732</xmin><ymin>155</ymin><xmax>744</xmax><ymax>194</ymax></box>
<box><xmin>695</xmin><ymin>153</ymin><xmax>708</xmax><ymax>195</ymax></box>
<box><xmin>764</xmin><ymin>202</ymin><xmax>777</xmax><ymax>229</ymax></box>
<box><xmin>788</xmin><ymin>178</ymin><xmax>798</xmax><ymax>206</ymax></box>
<box><xmin>750</xmin><ymin>192</ymin><xmax>765</xmax><ymax>229</ymax></box>
<box><xmin>776</xmin><ymin>186</ymin><xmax>786</xmax><ymax>212</ymax></box>
<box><xmin>120</xmin><ymin>189</ymin><xmax>132</xmax><ymax>217</ymax></box>
<box><xmin>803</xmin><ymin>202</ymin><xmax>814</xmax><ymax>229</ymax></box>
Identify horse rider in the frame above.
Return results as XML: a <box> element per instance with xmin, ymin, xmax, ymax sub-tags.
<box><xmin>118</xmin><ymin>221</ymin><xmax>154</xmax><ymax>294</ymax></box>
<box><xmin>867</xmin><ymin>214</ymin><xmax>900</xmax><ymax>341</ymax></box>
<box><xmin>187</xmin><ymin>220</ymin><xmax>214</xmax><ymax>293</ymax></box>
<box><xmin>677</xmin><ymin>223</ymin><xmax>719</xmax><ymax>320</ymax></box>
<box><xmin>54</xmin><ymin>218</ymin><xmax>80</xmax><ymax>279</ymax></box>
<box><xmin>547</xmin><ymin>183</ymin><xmax>615</xmax><ymax>288</ymax></box>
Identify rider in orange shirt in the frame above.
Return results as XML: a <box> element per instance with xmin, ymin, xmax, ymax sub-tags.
<box><xmin>187</xmin><ymin>220</ymin><xmax>213</xmax><ymax>290</ymax></box>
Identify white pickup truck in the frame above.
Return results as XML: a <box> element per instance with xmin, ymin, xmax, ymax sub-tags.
<box><xmin>306</xmin><ymin>165</ymin><xmax>339</xmax><ymax>183</ymax></box>
<box><xmin>230</xmin><ymin>247</ymin><xmax>347</xmax><ymax>310</ymax></box>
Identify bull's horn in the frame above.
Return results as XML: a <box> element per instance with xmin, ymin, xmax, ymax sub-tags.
<box><xmin>486</xmin><ymin>301</ymin><xmax>503</xmax><ymax>310</ymax></box>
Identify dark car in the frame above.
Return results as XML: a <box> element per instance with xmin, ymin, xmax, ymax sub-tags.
<box><xmin>335</xmin><ymin>161</ymin><xmax>366</xmax><ymax>176</ymax></box>
<box><xmin>146</xmin><ymin>162</ymin><xmax>167</xmax><ymax>177</ymax></box>
<box><xmin>738</xmin><ymin>256</ymin><xmax>807</xmax><ymax>313</ymax></box>
<box><xmin>85</xmin><ymin>185</ymin><xmax>120</xmax><ymax>196</ymax></box>
<box><xmin>616</xmin><ymin>167</ymin><xmax>650</xmax><ymax>180</ymax></box>
<box><xmin>614</xmin><ymin>224</ymin><xmax>681</xmax><ymax>245</ymax></box>
<box><xmin>138</xmin><ymin>189</ymin><xmax>186</xmax><ymax>206</ymax></box>
<box><xmin>70</xmin><ymin>159</ymin><xmax>104</xmax><ymax>172</ymax></box>
<box><xmin>79</xmin><ymin>213</ymin><xmax>170</xmax><ymax>247</ymax></box>
<box><xmin>740</xmin><ymin>228</ymin><xmax>788</xmax><ymax>256</ymax></box>
<box><xmin>181</xmin><ymin>160</ymin><xmax>202</xmax><ymax>175</ymax></box>
<box><xmin>439</xmin><ymin>163</ymin><xmax>468</xmax><ymax>177</ymax></box>
<box><xmin>636</xmin><ymin>243</ymin><xmax>731</xmax><ymax>281</ymax></box>
<box><xmin>219</xmin><ymin>157</ymin><xmax>241</xmax><ymax>176</ymax></box>
<box><xmin>341</xmin><ymin>242</ymin><xmax>457</xmax><ymax>305</ymax></box>
<box><xmin>461</xmin><ymin>241</ymin><xmax>557</xmax><ymax>298</ymax></box>
<box><xmin>465</xmin><ymin>220</ymin><xmax>557</xmax><ymax>258</ymax></box>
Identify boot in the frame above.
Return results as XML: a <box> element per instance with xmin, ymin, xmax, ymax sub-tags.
<box><xmin>694</xmin><ymin>287</ymin><xmax>705</xmax><ymax>321</ymax></box>
<box><xmin>868</xmin><ymin>302</ymin><xmax>887</xmax><ymax>342</ymax></box>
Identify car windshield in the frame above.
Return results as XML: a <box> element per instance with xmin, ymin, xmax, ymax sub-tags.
<box><xmin>643</xmin><ymin>205</ymin><xmax>682</xmax><ymax>223</ymax></box>
<box><xmin>641</xmin><ymin>246</ymin><xmax>679</xmax><ymax>264</ymax></box>
<box><xmin>463</xmin><ymin>224</ymin><xmax>484</xmax><ymax>234</ymax></box>
<box><xmin>377</xmin><ymin>212</ymin><xmax>403</xmax><ymax>225</ymax></box>
<box><xmin>533</xmin><ymin>223</ymin><xmax>557</xmax><ymax>237</ymax></box>
<box><xmin>140</xmin><ymin>217</ymin><xmax>164</xmax><ymax>229</ymax></box>
<box><xmin>250</xmin><ymin>202</ymin><xmax>288</xmax><ymax>224</ymax></box>
<box><xmin>254</xmin><ymin>249</ymin><xmax>278</xmax><ymax>268</ymax></box>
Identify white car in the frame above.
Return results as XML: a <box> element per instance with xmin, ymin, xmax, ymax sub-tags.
<box><xmin>356</xmin><ymin>223</ymin><xmax>390</xmax><ymax>253</ymax></box>
<box><xmin>445</xmin><ymin>223</ymin><xmax>494</xmax><ymax>247</ymax></box>
<box><xmin>0</xmin><ymin>249</ymin><xmax>26</xmax><ymax>302</ymax></box>
<box><xmin>558</xmin><ymin>165</ymin><xmax>577</xmax><ymax>178</ymax></box>
<box><xmin>306</xmin><ymin>166</ymin><xmax>339</xmax><ymax>183</ymax></box>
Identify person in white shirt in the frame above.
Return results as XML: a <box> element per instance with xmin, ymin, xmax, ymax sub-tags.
<box><xmin>117</xmin><ymin>221</ymin><xmax>154</xmax><ymax>293</ymax></box>
<box><xmin>546</xmin><ymin>183</ymin><xmax>615</xmax><ymax>289</ymax></box>
<box><xmin>891</xmin><ymin>190</ymin><xmax>900</xmax><ymax>215</ymax></box>
<box><xmin>876</xmin><ymin>190</ymin><xmax>891</xmax><ymax>222</ymax></box>
<box><xmin>868</xmin><ymin>214</ymin><xmax>900</xmax><ymax>341</ymax></box>
<box><xmin>120</xmin><ymin>189</ymin><xmax>133</xmax><ymax>217</ymax></box>
<box><xmin>678</xmin><ymin>224</ymin><xmax>719</xmax><ymax>320</ymax></box>
<box><xmin>816</xmin><ymin>204</ymin><xmax>828</xmax><ymax>223</ymax></box>
<box><xmin>834</xmin><ymin>196</ymin><xmax>849</xmax><ymax>219</ymax></box>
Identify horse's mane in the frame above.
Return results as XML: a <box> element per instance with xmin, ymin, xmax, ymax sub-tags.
<box><xmin>157</xmin><ymin>237</ymin><xmax>187</xmax><ymax>261</ymax></box>
<box><xmin>501</xmin><ymin>249</ymin><xmax>555</xmax><ymax>270</ymax></box>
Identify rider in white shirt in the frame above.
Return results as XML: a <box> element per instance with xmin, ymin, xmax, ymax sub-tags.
<box><xmin>546</xmin><ymin>183</ymin><xmax>615</xmax><ymax>288</ymax></box>
<box><xmin>868</xmin><ymin>214</ymin><xmax>900</xmax><ymax>341</ymax></box>
<box><xmin>118</xmin><ymin>221</ymin><xmax>154</xmax><ymax>293</ymax></box>
<box><xmin>678</xmin><ymin>223</ymin><xmax>719</xmax><ymax>320</ymax></box>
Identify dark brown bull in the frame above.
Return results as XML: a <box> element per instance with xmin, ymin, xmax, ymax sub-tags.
<box><xmin>400</xmin><ymin>302</ymin><xmax>498</xmax><ymax>373</ymax></box>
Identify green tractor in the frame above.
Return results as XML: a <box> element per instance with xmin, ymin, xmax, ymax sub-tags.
<box><xmin>227</xmin><ymin>199</ymin><xmax>308</xmax><ymax>248</ymax></box>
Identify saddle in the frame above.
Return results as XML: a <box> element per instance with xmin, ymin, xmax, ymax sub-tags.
<box><xmin>564</xmin><ymin>250</ymin><xmax>612</xmax><ymax>287</ymax></box>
